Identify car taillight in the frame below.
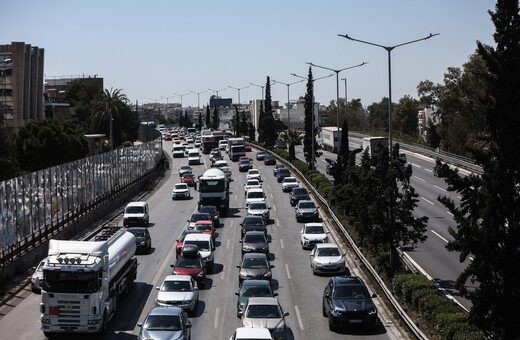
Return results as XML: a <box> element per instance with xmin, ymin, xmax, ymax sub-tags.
<box><xmin>49</xmin><ymin>306</ymin><xmax>60</xmax><ymax>315</ymax></box>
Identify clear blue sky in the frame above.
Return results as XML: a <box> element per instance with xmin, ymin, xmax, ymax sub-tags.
<box><xmin>3</xmin><ymin>0</ymin><xmax>496</xmax><ymax>109</ymax></box>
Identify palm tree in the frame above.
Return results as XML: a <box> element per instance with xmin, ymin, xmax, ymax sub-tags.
<box><xmin>93</xmin><ymin>88</ymin><xmax>129</xmax><ymax>150</ymax></box>
<box><xmin>279</xmin><ymin>129</ymin><xmax>302</xmax><ymax>160</ymax></box>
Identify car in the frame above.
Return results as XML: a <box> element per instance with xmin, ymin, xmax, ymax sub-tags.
<box><xmin>246</xmin><ymin>169</ymin><xmax>262</xmax><ymax>182</ymax></box>
<box><xmin>31</xmin><ymin>259</ymin><xmax>45</xmax><ymax>293</ymax></box>
<box><xmin>240</xmin><ymin>215</ymin><xmax>267</xmax><ymax>238</ymax></box>
<box><xmin>290</xmin><ymin>187</ymin><xmax>310</xmax><ymax>206</ymax></box>
<box><xmin>222</xmin><ymin>166</ymin><xmax>233</xmax><ymax>181</ymax></box>
<box><xmin>326</xmin><ymin>163</ymin><xmax>333</xmax><ymax>175</ymax></box>
<box><xmin>173</xmin><ymin>145</ymin><xmax>185</xmax><ymax>158</ymax></box>
<box><xmin>273</xmin><ymin>164</ymin><xmax>286</xmax><ymax>177</ymax></box>
<box><xmin>244</xmin><ymin>144</ymin><xmax>252</xmax><ymax>152</ymax></box>
<box><xmin>276</xmin><ymin>168</ymin><xmax>290</xmax><ymax>183</ymax></box>
<box><xmin>183</xmin><ymin>233</ymin><xmax>215</xmax><ymax>270</ymax></box>
<box><xmin>433</xmin><ymin>161</ymin><xmax>449</xmax><ymax>177</ymax></box>
<box><xmin>213</xmin><ymin>160</ymin><xmax>229</xmax><ymax>169</ymax></box>
<box><xmin>163</xmin><ymin>134</ymin><xmax>172</xmax><ymax>141</ymax></box>
<box><xmin>235</xmin><ymin>280</ymin><xmax>277</xmax><ymax>318</ymax></box>
<box><xmin>295</xmin><ymin>199</ymin><xmax>320</xmax><ymax>222</ymax></box>
<box><xmin>237</xmin><ymin>253</ymin><xmax>274</xmax><ymax>283</ymax></box>
<box><xmin>398</xmin><ymin>152</ymin><xmax>407</xmax><ymax>163</ymax></box>
<box><xmin>123</xmin><ymin>201</ymin><xmax>150</xmax><ymax>227</ymax></box>
<box><xmin>173</xmin><ymin>138</ymin><xmax>181</xmax><ymax>145</ymax></box>
<box><xmin>323</xmin><ymin>276</ymin><xmax>378</xmax><ymax>330</ymax></box>
<box><xmin>138</xmin><ymin>306</ymin><xmax>192</xmax><ymax>340</ymax></box>
<box><xmin>256</xmin><ymin>151</ymin><xmax>267</xmax><ymax>160</ymax></box>
<box><xmin>219</xmin><ymin>140</ymin><xmax>229</xmax><ymax>151</ymax></box>
<box><xmin>281</xmin><ymin>177</ymin><xmax>298</xmax><ymax>192</ymax></box>
<box><xmin>240</xmin><ymin>231</ymin><xmax>270</xmax><ymax>255</ymax></box>
<box><xmin>171</xmin><ymin>244</ymin><xmax>206</xmax><ymax>287</ymax></box>
<box><xmin>239</xmin><ymin>156</ymin><xmax>250</xmax><ymax>162</ymax></box>
<box><xmin>156</xmin><ymin>275</ymin><xmax>199</xmax><ymax>315</ymax></box>
<box><xmin>193</xmin><ymin>220</ymin><xmax>216</xmax><ymax>242</ymax></box>
<box><xmin>210</xmin><ymin>150</ymin><xmax>223</xmax><ymax>163</ymax></box>
<box><xmin>264</xmin><ymin>154</ymin><xmax>276</xmax><ymax>165</ymax></box>
<box><xmin>229</xmin><ymin>327</ymin><xmax>273</xmax><ymax>340</ymax></box>
<box><xmin>186</xmin><ymin>137</ymin><xmax>194</xmax><ymax>143</ymax></box>
<box><xmin>188</xmin><ymin>150</ymin><xmax>200</xmax><ymax>165</ymax></box>
<box><xmin>179</xmin><ymin>165</ymin><xmax>193</xmax><ymax>177</ymax></box>
<box><xmin>199</xmin><ymin>205</ymin><xmax>220</xmax><ymax>227</ymax></box>
<box><xmin>187</xmin><ymin>212</ymin><xmax>212</xmax><ymax>229</ymax></box>
<box><xmin>194</xmin><ymin>139</ymin><xmax>201</xmax><ymax>148</ymax></box>
<box><xmin>172</xmin><ymin>183</ymin><xmax>191</xmax><ymax>200</ymax></box>
<box><xmin>239</xmin><ymin>159</ymin><xmax>252</xmax><ymax>172</ymax></box>
<box><xmin>181</xmin><ymin>173</ymin><xmax>196</xmax><ymax>187</ymax></box>
<box><xmin>244</xmin><ymin>179</ymin><xmax>262</xmax><ymax>196</ymax></box>
<box><xmin>127</xmin><ymin>227</ymin><xmax>152</xmax><ymax>254</ymax></box>
<box><xmin>246</xmin><ymin>188</ymin><xmax>266</xmax><ymax>207</ymax></box>
<box><xmin>310</xmin><ymin>243</ymin><xmax>346</xmax><ymax>275</ymax></box>
<box><xmin>300</xmin><ymin>223</ymin><xmax>329</xmax><ymax>249</ymax></box>
<box><xmin>240</xmin><ymin>297</ymin><xmax>288</xmax><ymax>340</ymax></box>
<box><xmin>184</xmin><ymin>145</ymin><xmax>194</xmax><ymax>155</ymax></box>
<box><xmin>247</xmin><ymin>201</ymin><xmax>271</xmax><ymax>223</ymax></box>
<box><xmin>176</xmin><ymin>230</ymin><xmax>202</xmax><ymax>256</ymax></box>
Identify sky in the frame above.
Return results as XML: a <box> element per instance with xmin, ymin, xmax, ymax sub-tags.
<box><xmin>3</xmin><ymin>0</ymin><xmax>497</xmax><ymax>109</ymax></box>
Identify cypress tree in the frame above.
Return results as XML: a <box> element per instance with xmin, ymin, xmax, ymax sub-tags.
<box><xmin>205</xmin><ymin>105</ymin><xmax>211</xmax><ymax>129</ymax></box>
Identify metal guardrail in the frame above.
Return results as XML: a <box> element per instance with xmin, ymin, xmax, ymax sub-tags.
<box><xmin>253</xmin><ymin>144</ymin><xmax>428</xmax><ymax>340</ymax></box>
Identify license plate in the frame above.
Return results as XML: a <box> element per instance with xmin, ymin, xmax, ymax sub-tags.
<box><xmin>349</xmin><ymin>319</ymin><xmax>362</xmax><ymax>323</ymax></box>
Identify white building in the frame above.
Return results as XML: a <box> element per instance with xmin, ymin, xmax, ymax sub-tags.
<box><xmin>274</xmin><ymin>97</ymin><xmax>319</xmax><ymax>129</ymax></box>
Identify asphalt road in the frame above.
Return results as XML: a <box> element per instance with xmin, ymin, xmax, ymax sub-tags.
<box><xmin>0</xmin><ymin>141</ymin><xmax>406</xmax><ymax>340</ymax></box>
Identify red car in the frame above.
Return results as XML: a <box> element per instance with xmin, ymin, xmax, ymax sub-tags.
<box><xmin>194</xmin><ymin>221</ymin><xmax>215</xmax><ymax>242</ymax></box>
<box><xmin>181</xmin><ymin>173</ymin><xmax>196</xmax><ymax>186</ymax></box>
<box><xmin>171</xmin><ymin>244</ymin><xmax>206</xmax><ymax>287</ymax></box>
<box><xmin>244</xmin><ymin>144</ymin><xmax>252</xmax><ymax>152</ymax></box>
<box><xmin>176</xmin><ymin>230</ymin><xmax>202</xmax><ymax>256</ymax></box>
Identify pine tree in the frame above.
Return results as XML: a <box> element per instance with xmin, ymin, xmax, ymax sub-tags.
<box><xmin>213</xmin><ymin>106</ymin><xmax>219</xmax><ymax>130</ymax></box>
<box><xmin>205</xmin><ymin>105</ymin><xmax>211</xmax><ymax>129</ymax></box>
<box><xmin>303</xmin><ymin>67</ymin><xmax>319</xmax><ymax>168</ymax></box>
<box><xmin>333</xmin><ymin>117</ymin><xmax>350</xmax><ymax>184</ymax></box>
<box><xmin>198</xmin><ymin>111</ymin><xmax>202</xmax><ymax>131</ymax></box>
<box><xmin>262</xmin><ymin>76</ymin><xmax>277</xmax><ymax>148</ymax></box>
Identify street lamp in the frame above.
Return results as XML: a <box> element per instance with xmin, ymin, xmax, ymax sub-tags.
<box><xmin>338</xmin><ymin>33</ymin><xmax>439</xmax><ymax>154</ymax></box>
<box><xmin>250</xmin><ymin>82</ymin><xmax>265</xmax><ymax>100</ymax></box>
<box><xmin>173</xmin><ymin>92</ymin><xmax>190</xmax><ymax>109</ymax></box>
<box><xmin>228</xmin><ymin>85</ymin><xmax>249</xmax><ymax>107</ymax></box>
<box><xmin>161</xmin><ymin>95</ymin><xmax>174</xmax><ymax>114</ymax></box>
<box><xmin>271</xmin><ymin>79</ymin><xmax>304</xmax><ymax>129</ymax></box>
<box><xmin>191</xmin><ymin>90</ymin><xmax>207</xmax><ymax>109</ymax></box>
<box><xmin>291</xmin><ymin>73</ymin><xmax>333</xmax><ymax>169</ymax></box>
<box><xmin>306</xmin><ymin>61</ymin><xmax>367</xmax><ymax>151</ymax></box>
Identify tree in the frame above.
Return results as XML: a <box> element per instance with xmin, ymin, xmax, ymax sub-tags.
<box><xmin>392</xmin><ymin>95</ymin><xmax>420</xmax><ymax>136</ymax></box>
<box><xmin>303</xmin><ymin>67</ymin><xmax>320</xmax><ymax>168</ymax></box>
<box><xmin>260</xmin><ymin>76</ymin><xmax>278</xmax><ymax>148</ymax></box>
<box><xmin>279</xmin><ymin>129</ymin><xmax>302</xmax><ymax>160</ymax></box>
<box><xmin>13</xmin><ymin>119</ymin><xmax>88</xmax><ymax>172</ymax></box>
<box><xmin>205</xmin><ymin>105</ymin><xmax>211</xmax><ymax>129</ymax></box>
<box><xmin>198</xmin><ymin>111</ymin><xmax>202</xmax><ymax>131</ymax></box>
<box><xmin>212</xmin><ymin>105</ymin><xmax>219</xmax><ymax>130</ymax></box>
<box><xmin>333</xmin><ymin>118</ymin><xmax>350</xmax><ymax>184</ymax></box>
<box><xmin>248</xmin><ymin>122</ymin><xmax>255</xmax><ymax>141</ymax></box>
<box><xmin>367</xmin><ymin>98</ymin><xmax>391</xmax><ymax>131</ymax></box>
<box><xmin>65</xmin><ymin>79</ymin><xmax>103</xmax><ymax>134</ymax></box>
<box><xmin>439</xmin><ymin>1</ymin><xmax>520</xmax><ymax>338</ymax></box>
<box><xmin>426</xmin><ymin>118</ymin><xmax>441</xmax><ymax>149</ymax></box>
<box><xmin>92</xmin><ymin>88</ymin><xmax>132</xmax><ymax>149</ymax></box>
<box><xmin>0</xmin><ymin>116</ymin><xmax>18</xmax><ymax>181</ymax></box>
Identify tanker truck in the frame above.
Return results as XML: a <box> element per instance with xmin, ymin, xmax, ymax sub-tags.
<box><xmin>198</xmin><ymin>168</ymin><xmax>230</xmax><ymax>215</ymax></box>
<box><xmin>40</xmin><ymin>226</ymin><xmax>137</xmax><ymax>336</ymax></box>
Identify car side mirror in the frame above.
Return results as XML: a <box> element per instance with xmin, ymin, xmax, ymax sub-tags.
<box><xmin>274</xmin><ymin>293</ymin><xmax>279</xmax><ymax>297</ymax></box>
<box><xmin>237</xmin><ymin>311</ymin><xmax>243</xmax><ymax>317</ymax></box>
<box><xmin>372</xmin><ymin>293</ymin><xmax>377</xmax><ymax>298</ymax></box>
<box><xmin>300</xmin><ymin>230</ymin><xmax>303</xmax><ymax>234</ymax></box>
<box><xmin>137</xmin><ymin>322</ymin><xmax>143</xmax><ymax>328</ymax></box>
<box><xmin>176</xmin><ymin>239</ymin><xmax>179</xmax><ymax>242</ymax></box>
<box><xmin>187</xmin><ymin>219</ymin><xmax>190</xmax><ymax>223</ymax></box>
<box><xmin>310</xmin><ymin>254</ymin><xmax>315</xmax><ymax>257</ymax></box>
<box><xmin>235</xmin><ymin>292</ymin><xmax>239</xmax><ymax>296</ymax></box>
<box><xmin>342</xmin><ymin>253</ymin><xmax>346</xmax><ymax>257</ymax></box>
<box><xmin>186</xmin><ymin>323</ymin><xmax>192</xmax><ymax>329</ymax></box>
<box><xmin>270</xmin><ymin>265</ymin><xmax>275</xmax><ymax>268</ymax></box>
<box><xmin>283</xmin><ymin>312</ymin><xmax>290</xmax><ymax>317</ymax></box>
<box><xmin>170</xmin><ymin>264</ymin><xmax>175</xmax><ymax>268</ymax></box>
<box><xmin>268</xmin><ymin>207</ymin><xmax>271</xmax><ymax>210</ymax></box>
<box><xmin>326</xmin><ymin>231</ymin><xmax>330</xmax><ymax>234</ymax></box>
<box><xmin>236</xmin><ymin>265</ymin><xmax>241</xmax><ymax>269</ymax></box>
<box><xmin>267</xmin><ymin>240</ymin><xmax>271</xmax><ymax>243</ymax></box>
<box><xmin>194</xmin><ymin>287</ymin><xmax>199</xmax><ymax>291</ymax></box>
<box><xmin>239</xmin><ymin>240</ymin><xmax>243</xmax><ymax>243</ymax></box>
<box><xmin>156</xmin><ymin>286</ymin><xmax>160</xmax><ymax>290</ymax></box>
<box><xmin>324</xmin><ymin>292</ymin><xmax>330</xmax><ymax>298</ymax></box>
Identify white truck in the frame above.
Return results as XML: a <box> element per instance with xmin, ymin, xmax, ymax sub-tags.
<box><xmin>320</xmin><ymin>127</ymin><xmax>341</xmax><ymax>153</ymax></box>
<box><xmin>198</xmin><ymin>168</ymin><xmax>230</xmax><ymax>215</ymax></box>
<box><xmin>362</xmin><ymin>136</ymin><xmax>389</xmax><ymax>165</ymax></box>
<box><xmin>40</xmin><ymin>227</ymin><xmax>137</xmax><ymax>336</ymax></box>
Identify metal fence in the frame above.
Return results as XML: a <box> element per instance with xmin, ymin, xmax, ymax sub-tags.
<box><xmin>0</xmin><ymin>133</ymin><xmax>162</xmax><ymax>265</ymax></box>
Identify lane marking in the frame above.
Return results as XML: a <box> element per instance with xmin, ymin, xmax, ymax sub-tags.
<box><xmin>412</xmin><ymin>163</ymin><xmax>422</xmax><ymax>168</ymax></box>
<box><xmin>434</xmin><ymin>185</ymin><xmax>447</xmax><ymax>192</ymax></box>
<box><xmin>294</xmin><ymin>305</ymin><xmax>305</xmax><ymax>330</ymax></box>
<box><xmin>422</xmin><ymin>197</ymin><xmax>435</xmax><ymax>205</ymax></box>
<box><xmin>273</xmin><ymin>205</ymin><xmax>277</xmax><ymax>212</ymax></box>
<box><xmin>447</xmin><ymin>211</ymin><xmax>454</xmax><ymax>217</ymax></box>
<box><xmin>285</xmin><ymin>264</ymin><xmax>291</xmax><ymax>279</ymax></box>
<box><xmin>214</xmin><ymin>307</ymin><xmax>220</xmax><ymax>328</ymax></box>
<box><xmin>431</xmin><ymin>229</ymin><xmax>449</xmax><ymax>243</ymax></box>
<box><xmin>280</xmin><ymin>239</ymin><xmax>284</xmax><ymax>249</ymax></box>
<box><xmin>226</xmin><ymin>239</ymin><xmax>230</xmax><ymax>249</ymax></box>
<box><xmin>221</xmin><ymin>270</ymin><xmax>225</xmax><ymax>280</ymax></box>
<box><xmin>469</xmin><ymin>256</ymin><xmax>474</xmax><ymax>261</ymax></box>
<box><xmin>413</xmin><ymin>176</ymin><xmax>426</xmax><ymax>182</ymax></box>
<box><xmin>424</xmin><ymin>168</ymin><xmax>433</xmax><ymax>173</ymax></box>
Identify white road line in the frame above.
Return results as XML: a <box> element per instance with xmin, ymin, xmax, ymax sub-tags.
<box><xmin>469</xmin><ymin>256</ymin><xmax>474</xmax><ymax>261</ymax></box>
<box><xmin>411</xmin><ymin>163</ymin><xmax>422</xmax><ymax>168</ymax></box>
<box><xmin>214</xmin><ymin>307</ymin><xmax>220</xmax><ymax>328</ymax></box>
<box><xmin>221</xmin><ymin>270</ymin><xmax>225</xmax><ymax>280</ymax></box>
<box><xmin>280</xmin><ymin>239</ymin><xmax>284</xmax><ymax>249</ymax></box>
<box><xmin>447</xmin><ymin>211</ymin><xmax>454</xmax><ymax>217</ymax></box>
<box><xmin>226</xmin><ymin>239</ymin><xmax>230</xmax><ymax>249</ymax></box>
<box><xmin>273</xmin><ymin>205</ymin><xmax>277</xmax><ymax>212</ymax></box>
<box><xmin>422</xmin><ymin>197</ymin><xmax>435</xmax><ymax>205</ymax></box>
<box><xmin>276</xmin><ymin>220</ymin><xmax>280</xmax><ymax>227</ymax></box>
<box><xmin>285</xmin><ymin>264</ymin><xmax>291</xmax><ymax>279</ymax></box>
<box><xmin>424</xmin><ymin>168</ymin><xmax>433</xmax><ymax>173</ymax></box>
<box><xmin>270</xmin><ymin>193</ymin><xmax>274</xmax><ymax>199</ymax></box>
<box><xmin>413</xmin><ymin>175</ymin><xmax>426</xmax><ymax>182</ymax></box>
<box><xmin>434</xmin><ymin>185</ymin><xmax>447</xmax><ymax>192</ymax></box>
<box><xmin>431</xmin><ymin>229</ymin><xmax>449</xmax><ymax>243</ymax></box>
<box><xmin>294</xmin><ymin>305</ymin><xmax>305</xmax><ymax>330</ymax></box>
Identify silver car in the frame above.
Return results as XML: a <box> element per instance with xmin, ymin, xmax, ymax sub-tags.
<box><xmin>281</xmin><ymin>177</ymin><xmax>298</xmax><ymax>192</ymax></box>
<box><xmin>31</xmin><ymin>259</ymin><xmax>46</xmax><ymax>292</ymax></box>
<box><xmin>156</xmin><ymin>275</ymin><xmax>199</xmax><ymax>315</ymax></box>
<box><xmin>138</xmin><ymin>306</ymin><xmax>191</xmax><ymax>340</ymax></box>
<box><xmin>310</xmin><ymin>243</ymin><xmax>346</xmax><ymax>275</ymax></box>
<box><xmin>240</xmin><ymin>297</ymin><xmax>289</xmax><ymax>340</ymax></box>
<box><xmin>247</xmin><ymin>201</ymin><xmax>271</xmax><ymax>223</ymax></box>
<box><xmin>300</xmin><ymin>223</ymin><xmax>329</xmax><ymax>249</ymax></box>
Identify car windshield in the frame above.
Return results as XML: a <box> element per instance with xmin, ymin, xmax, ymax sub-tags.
<box><xmin>180</xmin><ymin>166</ymin><xmax>191</xmax><ymax>171</ymax></box>
<box><xmin>333</xmin><ymin>285</ymin><xmax>370</xmax><ymax>299</ymax></box>
<box><xmin>126</xmin><ymin>206</ymin><xmax>144</xmax><ymax>214</ymax></box>
<box><xmin>246</xmin><ymin>304</ymin><xmax>281</xmax><ymax>318</ymax></box>
<box><xmin>293</xmin><ymin>188</ymin><xmax>307</xmax><ymax>195</ymax></box>
<box><xmin>182</xmin><ymin>174</ymin><xmax>194</xmax><ymax>179</ymax></box>
<box><xmin>161</xmin><ymin>280</ymin><xmax>191</xmax><ymax>292</ymax></box>
<box><xmin>242</xmin><ymin>257</ymin><xmax>268</xmax><ymax>269</ymax></box>
<box><xmin>190</xmin><ymin>213</ymin><xmax>210</xmax><ymax>222</ymax></box>
<box><xmin>248</xmin><ymin>191</ymin><xmax>264</xmax><ymax>199</ymax></box>
<box><xmin>244</xmin><ymin>218</ymin><xmax>264</xmax><ymax>226</ymax></box>
<box><xmin>244</xmin><ymin>233</ymin><xmax>266</xmax><ymax>243</ymax></box>
<box><xmin>240</xmin><ymin>160</ymin><xmax>250</xmax><ymax>165</ymax></box>
<box><xmin>241</xmin><ymin>285</ymin><xmax>272</xmax><ymax>297</ymax></box>
<box><xmin>129</xmin><ymin>229</ymin><xmax>146</xmax><ymax>237</ymax></box>
<box><xmin>246</xmin><ymin>180</ymin><xmax>259</xmax><ymax>186</ymax></box>
<box><xmin>195</xmin><ymin>224</ymin><xmax>212</xmax><ymax>232</ymax></box>
<box><xmin>305</xmin><ymin>226</ymin><xmax>325</xmax><ymax>234</ymax></box>
<box><xmin>179</xmin><ymin>231</ymin><xmax>200</xmax><ymax>242</ymax></box>
<box><xmin>317</xmin><ymin>247</ymin><xmax>341</xmax><ymax>256</ymax></box>
<box><xmin>249</xmin><ymin>203</ymin><xmax>267</xmax><ymax>210</ymax></box>
<box><xmin>249</xmin><ymin>170</ymin><xmax>259</xmax><ymax>175</ymax></box>
<box><xmin>284</xmin><ymin>178</ymin><xmax>297</xmax><ymax>183</ymax></box>
<box><xmin>199</xmin><ymin>207</ymin><xmax>216</xmax><ymax>215</ymax></box>
<box><xmin>143</xmin><ymin>315</ymin><xmax>182</xmax><ymax>331</ymax></box>
<box><xmin>174</xmin><ymin>184</ymin><xmax>188</xmax><ymax>190</ymax></box>
<box><xmin>299</xmin><ymin>202</ymin><xmax>316</xmax><ymax>209</ymax></box>
<box><xmin>175</xmin><ymin>257</ymin><xmax>202</xmax><ymax>268</ymax></box>
<box><xmin>184</xmin><ymin>240</ymin><xmax>210</xmax><ymax>251</ymax></box>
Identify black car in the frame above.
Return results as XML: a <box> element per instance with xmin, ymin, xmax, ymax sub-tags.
<box><xmin>295</xmin><ymin>200</ymin><xmax>320</xmax><ymax>222</ymax></box>
<box><xmin>273</xmin><ymin>164</ymin><xmax>286</xmax><ymax>176</ymax></box>
<box><xmin>240</xmin><ymin>216</ymin><xmax>267</xmax><ymax>238</ymax></box>
<box><xmin>290</xmin><ymin>187</ymin><xmax>310</xmax><ymax>206</ymax></box>
<box><xmin>198</xmin><ymin>205</ymin><xmax>220</xmax><ymax>228</ymax></box>
<box><xmin>240</xmin><ymin>231</ymin><xmax>270</xmax><ymax>255</ymax></box>
<box><xmin>127</xmin><ymin>227</ymin><xmax>152</xmax><ymax>254</ymax></box>
<box><xmin>322</xmin><ymin>276</ymin><xmax>378</xmax><ymax>330</ymax></box>
<box><xmin>433</xmin><ymin>161</ymin><xmax>449</xmax><ymax>177</ymax></box>
<box><xmin>276</xmin><ymin>168</ymin><xmax>291</xmax><ymax>182</ymax></box>
<box><xmin>264</xmin><ymin>154</ymin><xmax>276</xmax><ymax>165</ymax></box>
<box><xmin>239</xmin><ymin>159</ymin><xmax>252</xmax><ymax>172</ymax></box>
<box><xmin>237</xmin><ymin>253</ymin><xmax>274</xmax><ymax>283</ymax></box>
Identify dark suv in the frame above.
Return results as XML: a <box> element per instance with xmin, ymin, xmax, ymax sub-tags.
<box><xmin>322</xmin><ymin>276</ymin><xmax>378</xmax><ymax>331</ymax></box>
<box><xmin>290</xmin><ymin>187</ymin><xmax>310</xmax><ymax>206</ymax></box>
<box><xmin>276</xmin><ymin>168</ymin><xmax>290</xmax><ymax>182</ymax></box>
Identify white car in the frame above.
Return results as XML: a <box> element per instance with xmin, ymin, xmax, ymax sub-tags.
<box><xmin>186</xmin><ymin>137</ymin><xmax>194</xmax><ymax>143</ymax></box>
<box><xmin>246</xmin><ymin>188</ymin><xmax>266</xmax><ymax>207</ymax></box>
<box><xmin>247</xmin><ymin>201</ymin><xmax>271</xmax><ymax>223</ymax></box>
<box><xmin>31</xmin><ymin>258</ymin><xmax>46</xmax><ymax>292</ymax></box>
<box><xmin>184</xmin><ymin>145</ymin><xmax>194</xmax><ymax>155</ymax></box>
<box><xmin>310</xmin><ymin>243</ymin><xmax>346</xmax><ymax>275</ymax></box>
<box><xmin>240</xmin><ymin>297</ymin><xmax>289</xmax><ymax>340</ymax></box>
<box><xmin>247</xmin><ymin>169</ymin><xmax>262</xmax><ymax>182</ymax></box>
<box><xmin>281</xmin><ymin>177</ymin><xmax>298</xmax><ymax>192</ymax></box>
<box><xmin>229</xmin><ymin>327</ymin><xmax>273</xmax><ymax>340</ymax></box>
<box><xmin>172</xmin><ymin>183</ymin><xmax>191</xmax><ymax>200</ymax></box>
<box><xmin>300</xmin><ymin>223</ymin><xmax>329</xmax><ymax>249</ymax></box>
<box><xmin>155</xmin><ymin>275</ymin><xmax>199</xmax><ymax>315</ymax></box>
<box><xmin>213</xmin><ymin>160</ymin><xmax>229</xmax><ymax>169</ymax></box>
<box><xmin>188</xmin><ymin>150</ymin><xmax>200</xmax><ymax>165</ymax></box>
<box><xmin>244</xmin><ymin>179</ymin><xmax>262</xmax><ymax>196</ymax></box>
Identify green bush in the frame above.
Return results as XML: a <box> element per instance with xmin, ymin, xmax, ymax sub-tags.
<box><xmin>433</xmin><ymin>312</ymin><xmax>468</xmax><ymax>339</ymax></box>
<box><xmin>411</xmin><ymin>287</ymin><xmax>437</xmax><ymax>309</ymax></box>
<box><xmin>431</xmin><ymin>302</ymin><xmax>464</xmax><ymax>317</ymax></box>
<box><xmin>419</xmin><ymin>293</ymin><xmax>451</xmax><ymax>320</ymax></box>
<box><xmin>392</xmin><ymin>273</ymin><xmax>436</xmax><ymax>304</ymax></box>
<box><xmin>452</xmin><ymin>327</ymin><xmax>486</xmax><ymax>340</ymax></box>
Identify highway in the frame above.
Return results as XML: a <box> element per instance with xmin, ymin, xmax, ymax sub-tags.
<box><xmin>295</xmin><ymin>136</ymin><xmax>472</xmax><ymax>310</ymax></box>
<box><xmin>0</xmin><ymin>141</ymin><xmax>406</xmax><ymax>340</ymax></box>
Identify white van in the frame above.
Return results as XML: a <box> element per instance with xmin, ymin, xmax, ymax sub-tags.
<box><xmin>173</xmin><ymin>145</ymin><xmax>184</xmax><ymax>158</ymax></box>
<box><xmin>218</xmin><ymin>140</ymin><xmax>229</xmax><ymax>151</ymax></box>
<box><xmin>123</xmin><ymin>201</ymin><xmax>149</xmax><ymax>227</ymax></box>
<box><xmin>188</xmin><ymin>149</ymin><xmax>200</xmax><ymax>165</ymax></box>
<box><xmin>245</xmin><ymin>188</ymin><xmax>266</xmax><ymax>207</ymax></box>
<box><xmin>183</xmin><ymin>233</ymin><xmax>214</xmax><ymax>270</ymax></box>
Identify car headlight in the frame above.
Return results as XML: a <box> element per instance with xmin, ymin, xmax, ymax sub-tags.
<box><xmin>263</xmin><ymin>272</ymin><xmax>271</xmax><ymax>278</ymax></box>
<box><xmin>302</xmin><ymin>236</ymin><xmax>309</xmax><ymax>241</ymax></box>
<box><xmin>196</xmin><ymin>271</ymin><xmax>204</xmax><ymax>277</ymax></box>
<box><xmin>368</xmin><ymin>309</ymin><xmax>377</xmax><ymax>315</ymax></box>
<box><xmin>330</xmin><ymin>309</ymin><xmax>342</xmax><ymax>316</ymax></box>
<box><xmin>140</xmin><ymin>241</ymin><xmax>145</xmax><ymax>246</ymax></box>
<box><xmin>272</xmin><ymin>325</ymin><xmax>285</xmax><ymax>334</ymax></box>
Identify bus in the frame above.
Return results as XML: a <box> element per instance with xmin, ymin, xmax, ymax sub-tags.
<box><xmin>212</xmin><ymin>131</ymin><xmax>225</xmax><ymax>143</ymax></box>
<box><xmin>201</xmin><ymin>135</ymin><xmax>216</xmax><ymax>154</ymax></box>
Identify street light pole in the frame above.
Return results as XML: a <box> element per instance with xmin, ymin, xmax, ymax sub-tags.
<box><xmin>291</xmin><ymin>73</ymin><xmax>333</xmax><ymax>169</ymax></box>
<box><xmin>306</xmin><ymin>62</ymin><xmax>367</xmax><ymax>152</ymax></box>
<box><xmin>338</xmin><ymin>33</ymin><xmax>439</xmax><ymax>154</ymax></box>
<box><xmin>228</xmin><ymin>85</ymin><xmax>249</xmax><ymax>108</ymax></box>
<box><xmin>173</xmin><ymin>92</ymin><xmax>190</xmax><ymax>109</ymax></box>
<box><xmin>208</xmin><ymin>88</ymin><xmax>227</xmax><ymax>109</ymax></box>
<box><xmin>341</xmin><ymin>77</ymin><xmax>347</xmax><ymax>129</ymax></box>
<box><xmin>191</xmin><ymin>90</ymin><xmax>207</xmax><ymax>110</ymax></box>
<box><xmin>250</xmin><ymin>83</ymin><xmax>265</xmax><ymax>100</ymax></box>
<box><xmin>271</xmin><ymin>79</ymin><xmax>304</xmax><ymax>129</ymax></box>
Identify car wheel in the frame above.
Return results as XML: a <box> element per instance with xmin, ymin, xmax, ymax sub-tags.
<box><xmin>322</xmin><ymin>300</ymin><xmax>327</xmax><ymax>317</ymax></box>
<box><xmin>328</xmin><ymin>314</ymin><xmax>337</xmax><ymax>331</ymax></box>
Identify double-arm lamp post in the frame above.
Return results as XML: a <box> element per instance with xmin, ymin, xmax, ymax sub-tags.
<box><xmin>208</xmin><ymin>88</ymin><xmax>227</xmax><ymax>109</ymax></box>
<box><xmin>337</xmin><ymin>33</ymin><xmax>438</xmax><ymax>154</ymax></box>
<box><xmin>271</xmin><ymin>79</ymin><xmax>304</xmax><ymax>129</ymax></box>
<box><xmin>228</xmin><ymin>85</ymin><xmax>249</xmax><ymax>108</ymax></box>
